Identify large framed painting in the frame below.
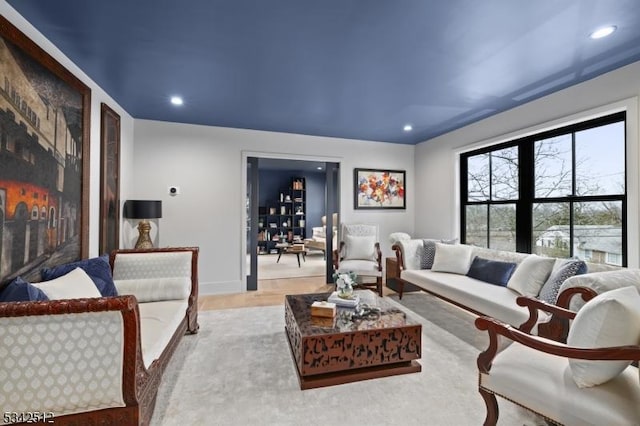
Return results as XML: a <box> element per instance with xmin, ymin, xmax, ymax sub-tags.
<box><xmin>0</xmin><ymin>16</ymin><xmax>91</xmax><ymax>286</ymax></box>
<box><xmin>99</xmin><ymin>103</ymin><xmax>120</xmax><ymax>255</ymax></box>
<box><xmin>354</xmin><ymin>168</ymin><xmax>406</xmax><ymax>210</ymax></box>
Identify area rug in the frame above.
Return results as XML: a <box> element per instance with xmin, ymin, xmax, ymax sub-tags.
<box><xmin>151</xmin><ymin>293</ymin><xmax>544</xmax><ymax>426</ymax></box>
<box><xmin>257</xmin><ymin>251</ymin><xmax>326</xmax><ymax>280</ymax></box>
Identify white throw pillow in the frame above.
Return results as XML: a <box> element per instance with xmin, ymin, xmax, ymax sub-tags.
<box><xmin>507</xmin><ymin>255</ymin><xmax>555</xmax><ymax>297</ymax></box>
<box><xmin>431</xmin><ymin>243</ymin><xmax>473</xmax><ymax>275</ymax></box>
<box><xmin>33</xmin><ymin>267</ymin><xmax>102</xmax><ymax>300</ymax></box>
<box><xmin>345</xmin><ymin>235</ymin><xmax>376</xmax><ymax>260</ymax></box>
<box><xmin>567</xmin><ymin>286</ymin><xmax>640</xmax><ymax>388</ymax></box>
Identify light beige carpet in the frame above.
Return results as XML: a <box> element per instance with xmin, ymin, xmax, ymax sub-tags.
<box><xmin>151</xmin><ymin>293</ymin><xmax>544</xmax><ymax>426</ymax></box>
<box><xmin>257</xmin><ymin>250</ymin><xmax>327</xmax><ymax>280</ymax></box>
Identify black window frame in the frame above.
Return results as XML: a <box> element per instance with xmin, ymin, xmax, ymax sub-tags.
<box><xmin>460</xmin><ymin>111</ymin><xmax>627</xmax><ymax>266</ymax></box>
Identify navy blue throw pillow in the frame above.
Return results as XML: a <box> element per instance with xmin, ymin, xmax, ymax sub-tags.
<box><xmin>0</xmin><ymin>277</ymin><xmax>49</xmax><ymax>302</ymax></box>
<box><xmin>466</xmin><ymin>256</ymin><xmax>517</xmax><ymax>287</ymax></box>
<box><xmin>41</xmin><ymin>255</ymin><xmax>118</xmax><ymax>297</ymax></box>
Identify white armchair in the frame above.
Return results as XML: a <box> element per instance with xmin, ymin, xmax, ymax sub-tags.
<box><xmin>475</xmin><ymin>287</ymin><xmax>640</xmax><ymax>425</ymax></box>
<box><xmin>333</xmin><ymin>223</ymin><xmax>383</xmax><ymax>296</ymax></box>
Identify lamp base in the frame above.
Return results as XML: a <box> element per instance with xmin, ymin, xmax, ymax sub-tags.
<box><xmin>135</xmin><ymin>220</ymin><xmax>154</xmax><ymax>249</ymax></box>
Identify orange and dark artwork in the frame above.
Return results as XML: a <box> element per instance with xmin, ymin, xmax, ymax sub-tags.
<box><xmin>0</xmin><ymin>16</ymin><xmax>90</xmax><ymax>286</ymax></box>
<box><xmin>354</xmin><ymin>168</ymin><xmax>406</xmax><ymax>209</ymax></box>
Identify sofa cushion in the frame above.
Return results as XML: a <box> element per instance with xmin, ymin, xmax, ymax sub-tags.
<box><xmin>567</xmin><ymin>286</ymin><xmax>640</xmax><ymax>388</ymax></box>
<box><xmin>480</xmin><ymin>341</ymin><xmax>640</xmax><ymax>425</ymax></box>
<box><xmin>401</xmin><ymin>269</ymin><xmax>538</xmax><ymax>327</ymax></box>
<box><xmin>507</xmin><ymin>255</ymin><xmax>555</xmax><ymax>297</ymax></box>
<box><xmin>431</xmin><ymin>243</ymin><xmax>473</xmax><ymax>275</ymax></box>
<box><xmin>466</xmin><ymin>256</ymin><xmax>517</xmax><ymax>287</ymax></box>
<box><xmin>0</xmin><ymin>277</ymin><xmax>49</xmax><ymax>302</ymax></box>
<box><xmin>538</xmin><ymin>259</ymin><xmax>587</xmax><ymax>304</ymax></box>
<box><xmin>344</xmin><ymin>235</ymin><xmax>376</xmax><ymax>260</ymax></box>
<box><xmin>32</xmin><ymin>268</ymin><xmax>102</xmax><ymax>300</ymax></box>
<box><xmin>337</xmin><ymin>259</ymin><xmax>382</xmax><ymax>277</ymax></box>
<box><xmin>138</xmin><ymin>300</ymin><xmax>189</xmax><ymax>368</ymax></box>
<box><xmin>114</xmin><ymin>277</ymin><xmax>191</xmax><ymax>302</ymax></box>
<box><xmin>41</xmin><ymin>255</ymin><xmax>118</xmax><ymax>297</ymax></box>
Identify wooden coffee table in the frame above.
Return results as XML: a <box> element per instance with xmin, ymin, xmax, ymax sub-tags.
<box><xmin>275</xmin><ymin>243</ymin><xmax>307</xmax><ymax>267</ymax></box>
<box><xmin>284</xmin><ymin>291</ymin><xmax>421</xmax><ymax>389</ymax></box>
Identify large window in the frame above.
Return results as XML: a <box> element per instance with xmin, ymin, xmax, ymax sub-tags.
<box><xmin>461</xmin><ymin>112</ymin><xmax>626</xmax><ymax>266</ymax></box>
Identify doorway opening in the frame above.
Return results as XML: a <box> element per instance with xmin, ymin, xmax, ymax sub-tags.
<box><xmin>246</xmin><ymin>157</ymin><xmax>339</xmax><ymax>291</ymax></box>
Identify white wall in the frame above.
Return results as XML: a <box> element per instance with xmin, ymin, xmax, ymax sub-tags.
<box><xmin>1</xmin><ymin>1</ymin><xmax>136</xmax><ymax>256</ymax></box>
<box><xmin>415</xmin><ymin>60</ymin><xmax>640</xmax><ymax>267</ymax></box>
<box><xmin>132</xmin><ymin>121</ymin><xmax>415</xmax><ymax>294</ymax></box>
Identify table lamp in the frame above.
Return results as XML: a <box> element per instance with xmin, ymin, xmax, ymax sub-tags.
<box><xmin>123</xmin><ymin>200</ymin><xmax>162</xmax><ymax>249</ymax></box>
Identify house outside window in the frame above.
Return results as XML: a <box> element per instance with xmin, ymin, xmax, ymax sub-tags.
<box><xmin>461</xmin><ymin>112</ymin><xmax>626</xmax><ymax>265</ymax></box>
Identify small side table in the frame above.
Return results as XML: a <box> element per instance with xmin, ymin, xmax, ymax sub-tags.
<box><xmin>385</xmin><ymin>256</ymin><xmax>421</xmax><ymax>294</ymax></box>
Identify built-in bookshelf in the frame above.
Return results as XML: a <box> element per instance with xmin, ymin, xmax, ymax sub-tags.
<box><xmin>258</xmin><ymin>177</ymin><xmax>305</xmax><ymax>254</ymax></box>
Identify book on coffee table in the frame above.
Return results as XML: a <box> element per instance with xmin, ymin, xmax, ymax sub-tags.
<box><xmin>327</xmin><ymin>291</ymin><xmax>360</xmax><ymax>308</ymax></box>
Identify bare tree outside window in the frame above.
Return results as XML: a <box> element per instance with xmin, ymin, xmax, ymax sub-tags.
<box><xmin>463</xmin><ymin>113</ymin><xmax>626</xmax><ymax>265</ymax></box>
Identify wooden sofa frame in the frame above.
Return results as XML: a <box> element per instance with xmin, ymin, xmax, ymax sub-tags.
<box><xmin>0</xmin><ymin>246</ymin><xmax>199</xmax><ymax>426</ymax></box>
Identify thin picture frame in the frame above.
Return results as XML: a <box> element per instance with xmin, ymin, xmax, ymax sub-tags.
<box><xmin>0</xmin><ymin>15</ymin><xmax>91</xmax><ymax>285</ymax></box>
<box><xmin>99</xmin><ymin>103</ymin><xmax>121</xmax><ymax>255</ymax></box>
<box><xmin>354</xmin><ymin>168</ymin><xmax>406</xmax><ymax>210</ymax></box>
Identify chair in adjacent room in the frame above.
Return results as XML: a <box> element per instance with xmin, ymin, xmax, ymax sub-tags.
<box><xmin>333</xmin><ymin>223</ymin><xmax>383</xmax><ymax>296</ymax></box>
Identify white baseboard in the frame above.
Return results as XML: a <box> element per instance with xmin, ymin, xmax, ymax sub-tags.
<box><xmin>199</xmin><ymin>280</ymin><xmax>244</xmax><ymax>295</ymax></box>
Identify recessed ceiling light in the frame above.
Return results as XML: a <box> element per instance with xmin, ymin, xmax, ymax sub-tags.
<box><xmin>589</xmin><ymin>25</ymin><xmax>617</xmax><ymax>39</ymax></box>
<box><xmin>170</xmin><ymin>96</ymin><xmax>183</xmax><ymax>106</ymax></box>
<box><xmin>403</xmin><ymin>124</ymin><xmax>413</xmax><ymax>132</ymax></box>
<box><xmin>317</xmin><ymin>166</ymin><xmax>323</xmax><ymax>170</ymax></box>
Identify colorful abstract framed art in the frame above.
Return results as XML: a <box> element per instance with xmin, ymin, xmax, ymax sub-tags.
<box><xmin>354</xmin><ymin>168</ymin><xmax>406</xmax><ymax>210</ymax></box>
<box><xmin>0</xmin><ymin>16</ymin><xmax>91</xmax><ymax>286</ymax></box>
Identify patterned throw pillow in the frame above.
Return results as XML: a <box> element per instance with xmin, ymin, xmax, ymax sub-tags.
<box><xmin>41</xmin><ymin>255</ymin><xmax>118</xmax><ymax>297</ymax></box>
<box><xmin>538</xmin><ymin>259</ymin><xmax>587</xmax><ymax>304</ymax></box>
<box><xmin>0</xmin><ymin>276</ymin><xmax>49</xmax><ymax>302</ymax></box>
<box><xmin>421</xmin><ymin>239</ymin><xmax>438</xmax><ymax>269</ymax></box>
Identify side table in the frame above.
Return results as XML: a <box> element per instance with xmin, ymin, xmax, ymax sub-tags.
<box><xmin>385</xmin><ymin>257</ymin><xmax>421</xmax><ymax>294</ymax></box>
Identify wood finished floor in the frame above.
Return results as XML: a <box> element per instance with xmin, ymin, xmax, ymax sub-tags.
<box><xmin>198</xmin><ymin>276</ymin><xmax>396</xmax><ymax>311</ymax></box>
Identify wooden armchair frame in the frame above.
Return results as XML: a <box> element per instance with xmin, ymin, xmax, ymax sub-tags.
<box><xmin>475</xmin><ymin>289</ymin><xmax>640</xmax><ymax>426</ymax></box>
<box><xmin>333</xmin><ymin>240</ymin><xmax>383</xmax><ymax>297</ymax></box>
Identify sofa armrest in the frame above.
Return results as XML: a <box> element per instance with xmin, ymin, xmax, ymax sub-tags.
<box><xmin>558</xmin><ymin>269</ymin><xmax>640</xmax><ymax>312</ymax></box>
<box><xmin>0</xmin><ymin>296</ymin><xmax>143</xmax><ymax>420</ymax></box>
<box><xmin>475</xmin><ymin>315</ymin><xmax>640</xmax><ymax>374</ymax></box>
<box><xmin>515</xmin><ymin>295</ymin><xmax>578</xmax><ymax>336</ymax></box>
<box><xmin>395</xmin><ymin>239</ymin><xmax>424</xmax><ymax>270</ymax></box>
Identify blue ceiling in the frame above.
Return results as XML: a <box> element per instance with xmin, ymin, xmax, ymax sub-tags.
<box><xmin>6</xmin><ymin>0</ymin><xmax>640</xmax><ymax>144</ymax></box>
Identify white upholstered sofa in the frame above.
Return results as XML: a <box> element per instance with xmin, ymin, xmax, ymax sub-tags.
<box><xmin>0</xmin><ymin>247</ymin><xmax>199</xmax><ymax>426</ymax></box>
<box><xmin>392</xmin><ymin>239</ymin><xmax>619</xmax><ymax>328</ymax></box>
